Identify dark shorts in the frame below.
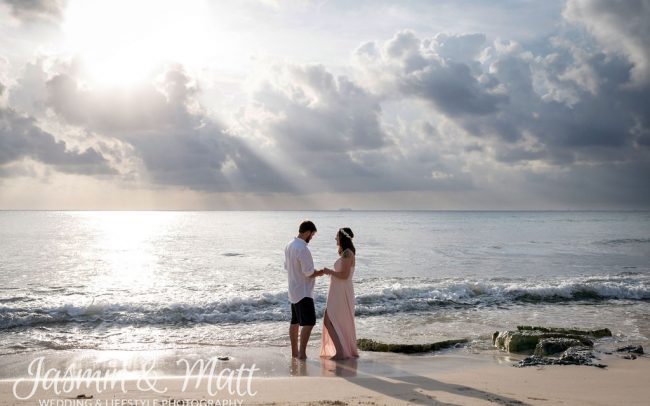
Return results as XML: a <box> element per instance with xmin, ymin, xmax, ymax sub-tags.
<box><xmin>290</xmin><ymin>297</ymin><xmax>316</xmax><ymax>326</ymax></box>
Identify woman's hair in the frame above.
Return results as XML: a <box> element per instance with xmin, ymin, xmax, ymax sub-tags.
<box><xmin>337</xmin><ymin>227</ymin><xmax>356</xmax><ymax>256</ymax></box>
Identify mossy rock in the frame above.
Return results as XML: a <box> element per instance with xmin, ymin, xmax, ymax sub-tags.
<box><xmin>534</xmin><ymin>338</ymin><xmax>584</xmax><ymax>356</ymax></box>
<box><xmin>357</xmin><ymin>338</ymin><xmax>468</xmax><ymax>354</ymax></box>
<box><xmin>517</xmin><ymin>326</ymin><xmax>612</xmax><ymax>338</ymax></box>
<box><xmin>494</xmin><ymin>330</ymin><xmax>593</xmax><ymax>353</ymax></box>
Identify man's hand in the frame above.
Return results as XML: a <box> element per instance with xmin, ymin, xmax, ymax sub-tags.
<box><xmin>310</xmin><ymin>270</ymin><xmax>325</xmax><ymax>278</ymax></box>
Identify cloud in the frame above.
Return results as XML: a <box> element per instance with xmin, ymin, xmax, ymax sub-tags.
<box><xmin>43</xmin><ymin>63</ymin><xmax>292</xmax><ymax>193</ymax></box>
<box><xmin>1</xmin><ymin>1</ymin><xmax>649</xmax><ymax>208</ymax></box>
<box><xmin>564</xmin><ymin>0</ymin><xmax>650</xmax><ymax>87</ymax></box>
<box><xmin>520</xmin><ymin>160</ymin><xmax>650</xmax><ymax>209</ymax></box>
<box><xmin>350</xmin><ymin>21</ymin><xmax>650</xmax><ymax>208</ymax></box>
<box><xmin>234</xmin><ymin>62</ymin><xmax>474</xmax><ymax>193</ymax></box>
<box><xmin>1</xmin><ymin>0</ymin><xmax>66</xmax><ymax>23</ymax></box>
<box><xmin>43</xmin><ymin>61</ymin><xmax>200</xmax><ymax>134</ymax></box>
<box><xmin>0</xmin><ymin>106</ymin><xmax>115</xmax><ymax>176</ymax></box>
<box><xmin>247</xmin><ymin>63</ymin><xmax>388</xmax><ymax>152</ymax></box>
<box><xmin>358</xmin><ymin>26</ymin><xmax>650</xmax><ymax>159</ymax></box>
<box><xmin>356</xmin><ymin>31</ymin><xmax>508</xmax><ymax>117</ymax></box>
<box><xmin>236</xmin><ymin>63</ymin><xmax>392</xmax><ymax>191</ymax></box>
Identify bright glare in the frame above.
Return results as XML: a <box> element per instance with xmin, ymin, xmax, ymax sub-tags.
<box><xmin>62</xmin><ymin>0</ymin><xmax>218</xmax><ymax>87</ymax></box>
<box><xmin>86</xmin><ymin>211</ymin><xmax>176</xmax><ymax>290</ymax></box>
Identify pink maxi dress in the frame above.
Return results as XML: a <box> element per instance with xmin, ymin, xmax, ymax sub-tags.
<box><xmin>320</xmin><ymin>253</ymin><xmax>359</xmax><ymax>359</ymax></box>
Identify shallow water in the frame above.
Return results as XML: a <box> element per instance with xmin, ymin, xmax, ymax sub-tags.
<box><xmin>1</xmin><ymin>211</ymin><xmax>649</xmax><ymax>355</ymax></box>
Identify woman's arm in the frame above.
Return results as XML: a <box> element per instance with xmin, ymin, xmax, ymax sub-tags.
<box><xmin>325</xmin><ymin>250</ymin><xmax>354</xmax><ymax>279</ymax></box>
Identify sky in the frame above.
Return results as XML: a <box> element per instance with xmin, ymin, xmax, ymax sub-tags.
<box><xmin>0</xmin><ymin>0</ymin><xmax>649</xmax><ymax>210</ymax></box>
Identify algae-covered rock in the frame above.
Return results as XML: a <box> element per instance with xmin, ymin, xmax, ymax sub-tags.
<box><xmin>516</xmin><ymin>346</ymin><xmax>606</xmax><ymax>368</ymax></box>
<box><xmin>494</xmin><ymin>330</ymin><xmax>593</xmax><ymax>353</ymax></box>
<box><xmin>534</xmin><ymin>338</ymin><xmax>584</xmax><ymax>357</ymax></box>
<box><xmin>494</xmin><ymin>331</ymin><xmax>541</xmax><ymax>353</ymax></box>
<box><xmin>500</xmin><ymin>326</ymin><xmax>611</xmax><ymax>367</ymax></box>
<box><xmin>517</xmin><ymin>326</ymin><xmax>612</xmax><ymax>338</ymax></box>
<box><xmin>356</xmin><ymin>338</ymin><xmax>468</xmax><ymax>354</ymax></box>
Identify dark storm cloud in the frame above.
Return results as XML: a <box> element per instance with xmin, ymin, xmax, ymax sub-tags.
<box><xmin>0</xmin><ymin>106</ymin><xmax>115</xmax><ymax>176</ymax></box>
<box><xmin>44</xmin><ymin>64</ymin><xmax>293</xmax><ymax>193</ymax></box>
<box><xmin>1</xmin><ymin>0</ymin><xmax>66</xmax><ymax>23</ymax></box>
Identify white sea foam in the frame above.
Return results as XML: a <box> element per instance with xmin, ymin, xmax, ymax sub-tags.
<box><xmin>2</xmin><ymin>275</ymin><xmax>648</xmax><ymax>329</ymax></box>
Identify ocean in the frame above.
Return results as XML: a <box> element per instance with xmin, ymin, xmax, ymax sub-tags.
<box><xmin>1</xmin><ymin>210</ymin><xmax>649</xmax><ymax>358</ymax></box>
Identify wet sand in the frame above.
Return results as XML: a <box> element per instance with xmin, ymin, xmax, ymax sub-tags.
<box><xmin>0</xmin><ymin>346</ymin><xmax>648</xmax><ymax>405</ymax></box>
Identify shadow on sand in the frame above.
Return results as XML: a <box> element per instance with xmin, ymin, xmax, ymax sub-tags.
<box><xmin>290</xmin><ymin>356</ymin><xmax>528</xmax><ymax>406</ymax></box>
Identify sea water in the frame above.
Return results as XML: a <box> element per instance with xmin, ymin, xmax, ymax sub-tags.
<box><xmin>1</xmin><ymin>211</ymin><xmax>649</xmax><ymax>356</ymax></box>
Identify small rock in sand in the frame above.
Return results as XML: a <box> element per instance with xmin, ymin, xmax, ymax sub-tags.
<box><xmin>616</xmin><ymin>345</ymin><xmax>644</xmax><ymax>355</ymax></box>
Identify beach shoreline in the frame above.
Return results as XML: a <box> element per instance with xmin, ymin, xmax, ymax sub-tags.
<box><xmin>1</xmin><ymin>345</ymin><xmax>648</xmax><ymax>405</ymax></box>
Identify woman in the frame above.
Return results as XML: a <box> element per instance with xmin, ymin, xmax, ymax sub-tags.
<box><xmin>320</xmin><ymin>227</ymin><xmax>359</xmax><ymax>360</ymax></box>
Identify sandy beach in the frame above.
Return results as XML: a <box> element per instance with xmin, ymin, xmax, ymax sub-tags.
<box><xmin>0</xmin><ymin>346</ymin><xmax>648</xmax><ymax>406</ymax></box>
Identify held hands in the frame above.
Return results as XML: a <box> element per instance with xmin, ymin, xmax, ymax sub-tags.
<box><xmin>310</xmin><ymin>268</ymin><xmax>333</xmax><ymax>278</ymax></box>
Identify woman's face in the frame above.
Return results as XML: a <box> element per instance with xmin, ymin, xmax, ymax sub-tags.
<box><xmin>335</xmin><ymin>233</ymin><xmax>340</xmax><ymax>246</ymax></box>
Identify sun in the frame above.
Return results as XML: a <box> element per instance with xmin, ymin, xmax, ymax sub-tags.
<box><xmin>61</xmin><ymin>0</ymin><xmax>217</xmax><ymax>87</ymax></box>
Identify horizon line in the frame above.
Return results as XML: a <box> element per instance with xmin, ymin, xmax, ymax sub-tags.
<box><xmin>1</xmin><ymin>209</ymin><xmax>649</xmax><ymax>213</ymax></box>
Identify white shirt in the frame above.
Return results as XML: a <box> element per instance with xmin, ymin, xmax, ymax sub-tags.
<box><xmin>284</xmin><ymin>237</ymin><xmax>315</xmax><ymax>304</ymax></box>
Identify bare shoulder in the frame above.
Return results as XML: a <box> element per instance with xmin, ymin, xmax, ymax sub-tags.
<box><xmin>342</xmin><ymin>249</ymin><xmax>355</xmax><ymax>259</ymax></box>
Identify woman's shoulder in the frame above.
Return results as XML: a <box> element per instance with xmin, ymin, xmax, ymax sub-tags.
<box><xmin>341</xmin><ymin>248</ymin><xmax>355</xmax><ymax>259</ymax></box>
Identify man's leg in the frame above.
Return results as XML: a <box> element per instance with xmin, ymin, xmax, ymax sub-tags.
<box><xmin>295</xmin><ymin>297</ymin><xmax>316</xmax><ymax>360</ymax></box>
<box><xmin>298</xmin><ymin>325</ymin><xmax>313</xmax><ymax>360</ymax></box>
<box><xmin>290</xmin><ymin>303</ymin><xmax>300</xmax><ymax>358</ymax></box>
<box><xmin>290</xmin><ymin>323</ymin><xmax>299</xmax><ymax>358</ymax></box>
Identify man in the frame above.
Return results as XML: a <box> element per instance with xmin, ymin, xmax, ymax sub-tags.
<box><xmin>284</xmin><ymin>220</ymin><xmax>324</xmax><ymax>359</ymax></box>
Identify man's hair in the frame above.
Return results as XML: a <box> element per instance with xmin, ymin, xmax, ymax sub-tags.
<box><xmin>299</xmin><ymin>220</ymin><xmax>317</xmax><ymax>233</ymax></box>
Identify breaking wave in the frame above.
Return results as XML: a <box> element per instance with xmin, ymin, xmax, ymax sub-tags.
<box><xmin>1</xmin><ymin>275</ymin><xmax>648</xmax><ymax>329</ymax></box>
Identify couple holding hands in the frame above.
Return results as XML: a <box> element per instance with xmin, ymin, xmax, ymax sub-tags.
<box><xmin>284</xmin><ymin>220</ymin><xmax>358</xmax><ymax>360</ymax></box>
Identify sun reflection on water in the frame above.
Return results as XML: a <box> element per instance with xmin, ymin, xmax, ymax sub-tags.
<box><xmin>82</xmin><ymin>212</ymin><xmax>179</xmax><ymax>293</ymax></box>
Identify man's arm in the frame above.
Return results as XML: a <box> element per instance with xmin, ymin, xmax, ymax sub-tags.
<box><xmin>310</xmin><ymin>269</ymin><xmax>325</xmax><ymax>278</ymax></box>
<box><xmin>298</xmin><ymin>247</ymin><xmax>315</xmax><ymax>277</ymax></box>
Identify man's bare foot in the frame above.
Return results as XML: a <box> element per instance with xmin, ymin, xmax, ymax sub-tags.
<box><xmin>297</xmin><ymin>352</ymin><xmax>307</xmax><ymax>360</ymax></box>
